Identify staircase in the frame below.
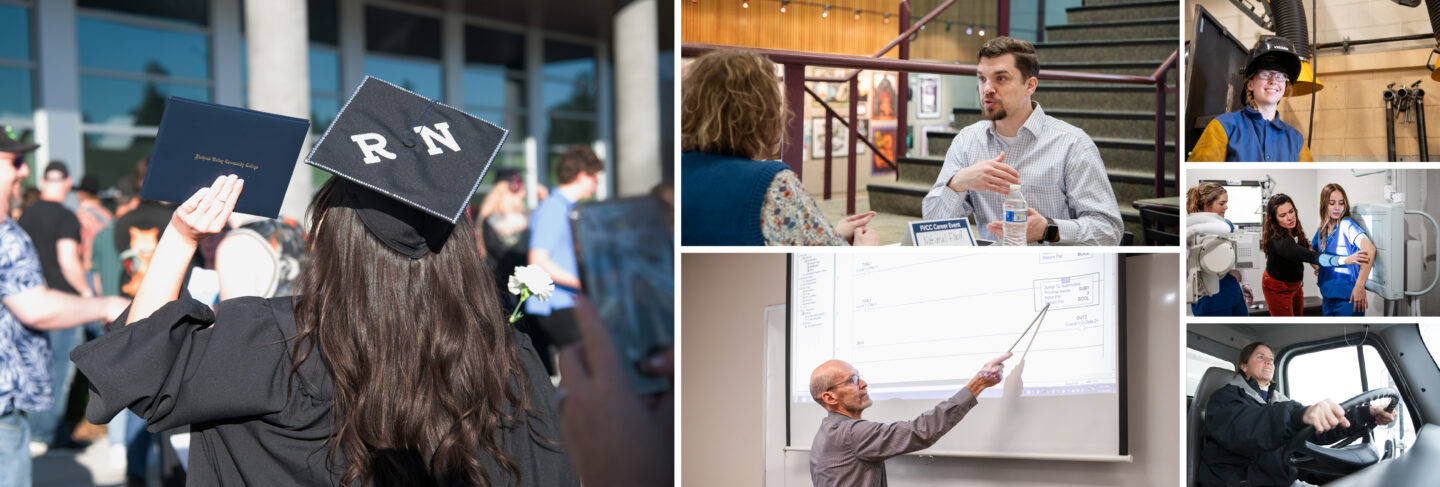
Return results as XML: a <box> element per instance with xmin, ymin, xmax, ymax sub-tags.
<box><xmin>866</xmin><ymin>0</ymin><xmax>1179</xmax><ymax>242</ymax></box>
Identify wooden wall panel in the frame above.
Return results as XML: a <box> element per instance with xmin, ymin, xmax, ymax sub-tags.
<box><xmin>681</xmin><ymin>0</ymin><xmax>996</xmax><ymax>63</ymax></box>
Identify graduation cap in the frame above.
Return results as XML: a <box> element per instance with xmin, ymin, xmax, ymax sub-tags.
<box><xmin>307</xmin><ymin>76</ymin><xmax>508</xmax><ymax>259</ymax></box>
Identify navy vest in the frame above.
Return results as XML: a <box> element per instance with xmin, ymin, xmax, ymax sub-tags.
<box><xmin>681</xmin><ymin>152</ymin><xmax>789</xmax><ymax>245</ymax></box>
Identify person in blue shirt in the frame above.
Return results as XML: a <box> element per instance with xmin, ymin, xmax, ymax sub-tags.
<box><xmin>1187</xmin><ymin>182</ymin><xmax>1251</xmax><ymax>316</ymax></box>
<box><xmin>1311</xmin><ymin>183</ymin><xmax>1375</xmax><ymax>316</ymax></box>
<box><xmin>527</xmin><ymin>146</ymin><xmax>604</xmax><ymax>375</ymax></box>
<box><xmin>1189</xmin><ymin>36</ymin><xmax>1315</xmax><ymax>162</ymax></box>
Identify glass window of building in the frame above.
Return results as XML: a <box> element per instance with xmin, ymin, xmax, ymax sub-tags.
<box><xmin>309</xmin><ymin>0</ymin><xmax>340</xmax><ymax>186</ymax></box>
<box><xmin>464</xmin><ymin>25</ymin><xmax>526</xmax><ymax>188</ymax></box>
<box><xmin>78</xmin><ymin>0</ymin><xmax>207</xmax><ymax>27</ymax></box>
<box><xmin>363</xmin><ymin>6</ymin><xmax>441</xmax><ymax>100</ymax></box>
<box><xmin>542</xmin><ymin>39</ymin><xmax>598</xmax><ymax>186</ymax></box>
<box><xmin>0</xmin><ymin>2</ymin><xmax>34</xmax><ymax>131</ymax></box>
<box><xmin>77</xmin><ymin>3</ymin><xmax>211</xmax><ymax>189</ymax></box>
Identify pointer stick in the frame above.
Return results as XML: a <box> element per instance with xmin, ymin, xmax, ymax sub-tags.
<box><xmin>1006</xmin><ymin>303</ymin><xmax>1051</xmax><ymax>355</ymax></box>
<box><xmin>980</xmin><ymin>303</ymin><xmax>1050</xmax><ymax>384</ymax></box>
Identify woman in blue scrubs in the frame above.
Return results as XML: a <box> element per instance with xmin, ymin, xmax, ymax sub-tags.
<box><xmin>1187</xmin><ymin>182</ymin><xmax>1251</xmax><ymax>316</ymax></box>
<box><xmin>1312</xmin><ymin>183</ymin><xmax>1375</xmax><ymax>316</ymax></box>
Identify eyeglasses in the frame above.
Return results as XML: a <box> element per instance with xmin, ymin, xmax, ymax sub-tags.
<box><xmin>828</xmin><ymin>374</ymin><xmax>861</xmax><ymax>390</ymax></box>
<box><xmin>1255</xmin><ymin>72</ymin><xmax>1289</xmax><ymax>83</ymax></box>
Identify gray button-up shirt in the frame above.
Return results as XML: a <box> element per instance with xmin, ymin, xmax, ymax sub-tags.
<box><xmin>810</xmin><ymin>389</ymin><xmax>979</xmax><ymax>487</ymax></box>
<box><xmin>921</xmin><ymin>102</ymin><xmax>1123</xmax><ymax>246</ymax></box>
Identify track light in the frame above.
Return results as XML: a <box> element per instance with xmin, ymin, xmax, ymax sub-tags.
<box><xmin>854</xmin><ymin>10</ymin><xmax>861</xmax><ymax>20</ymax></box>
<box><xmin>966</xmin><ymin>25</ymin><xmax>973</xmax><ymax>35</ymax></box>
<box><xmin>821</xmin><ymin>5</ymin><xmax>829</xmax><ymax>18</ymax></box>
<box><xmin>945</xmin><ymin>21</ymin><xmax>952</xmax><ymax>32</ymax></box>
<box><xmin>742</xmin><ymin>0</ymin><xmax>749</xmax><ymax>8</ymax></box>
<box><xmin>979</xmin><ymin>28</ymin><xmax>985</xmax><ymax>36</ymax></box>
<box><xmin>780</xmin><ymin>0</ymin><xmax>787</xmax><ymax>13</ymax></box>
<box><xmin>883</xmin><ymin>13</ymin><xmax>890</xmax><ymax>24</ymax></box>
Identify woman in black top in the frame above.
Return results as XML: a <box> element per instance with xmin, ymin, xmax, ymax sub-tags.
<box><xmin>72</xmin><ymin>176</ymin><xmax>577</xmax><ymax>486</ymax></box>
<box><xmin>1259</xmin><ymin>193</ymin><xmax>1369</xmax><ymax>316</ymax></box>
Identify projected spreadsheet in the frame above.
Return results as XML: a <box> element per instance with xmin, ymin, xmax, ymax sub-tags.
<box><xmin>792</xmin><ymin>253</ymin><xmax>1119</xmax><ymax>402</ymax></box>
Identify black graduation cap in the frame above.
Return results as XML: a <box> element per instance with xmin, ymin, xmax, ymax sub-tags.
<box><xmin>306</xmin><ymin>76</ymin><xmax>508</xmax><ymax>258</ymax></box>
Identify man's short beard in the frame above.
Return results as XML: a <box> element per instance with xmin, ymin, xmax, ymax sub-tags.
<box><xmin>983</xmin><ymin>104</ymin><xmax>1007</xmax><ymax>121</ymax></box>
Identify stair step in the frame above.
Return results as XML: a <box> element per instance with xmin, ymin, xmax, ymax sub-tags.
<box><xmin>1045</xmin><ymin>61</ymin><xmax>1178</xmax><ymax>84</ymax></box>
<box><xmin>1045</xmin><ymin>18</ymin><xmax>1179</xmax><ymax>42</ymax></box>
<box><xmin>953</xmin><ymin>107</ymin><xmax>1176</xmax><ymax>142</ymax></box>
<box><xmin>896</xmin><ymin>156</ymin><xmax>944</xmax><ymax>186</ymax></box>
<box><xmin>1094</xmin><ymin>137</ymin><xmax>1177</xmax><ymax>174</ymax></box>
<box><xmin>924</xmin><ymin>130</ymin><xmax>958</xmax><ymax>155</ymax></box>
<box><xmin>1036</xmin><ymin>85</ymin><xmax>1178</xmax><ymax>112</ymax></box>
<box><xmin>866</xmin><ymin>181</ymin><xmax>931</xmax><ymax>218</ymax></box>
<box><xmin>1035</xmin><ymin>37</ymin><xmax>1180</xmax><ymax>63</ymax></box>
<box><xmin>1109</xmin><ymin>168</ymin><xmax>1176</xmax><ymax>186</ymax></box>
<box><xmin>1068</xmin><ymin>1</ymin><xmax>1180</xmax><ymax>22</ymax></box>
<box><xmin>1085</xmin><ymin>0</ymin><xmax>1177</xmax><ymax>6</ymax></box>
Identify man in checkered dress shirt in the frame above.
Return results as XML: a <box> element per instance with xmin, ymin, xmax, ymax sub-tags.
<box><xmin>921</xmin><ymin>37</ymin><xmax>1123</xmax><ymax>246</ymax></box>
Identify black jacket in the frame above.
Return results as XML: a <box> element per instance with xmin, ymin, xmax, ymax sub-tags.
<box><xmin>1196</xmin><ymin>376</ymin><xmax>1375</xmax><ymax>487</ymax></box>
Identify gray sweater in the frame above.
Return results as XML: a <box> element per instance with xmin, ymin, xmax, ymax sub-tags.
<box><xmin>809</xmin><ymin>388</ymin><xmax>979</xmax><ymax>486</ymax></box>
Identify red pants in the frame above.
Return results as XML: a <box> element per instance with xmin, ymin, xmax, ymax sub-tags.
<box><xmin>1262</xmin><ymin>272</ymin><xmax>1304</xmax><ymax>316</ymax></box>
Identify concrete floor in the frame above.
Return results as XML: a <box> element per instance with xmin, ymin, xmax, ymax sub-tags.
<box><xmin>33</xmin><ymin>436</ymin><xmax>127</xmax><ymax>487</ymax></box>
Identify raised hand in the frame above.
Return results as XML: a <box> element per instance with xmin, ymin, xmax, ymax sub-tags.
<box><xmin>171</xmin><ymin>175</ymin><xmax>243</xmax><ymax>244</ymax></box>
<box><xmin>835</xmin><ymin>211</ymin><xmax>877</xmax><ymax>242</ymax></box>
<box><xmin>947</xmin><ymin>151</ymin><xmax>1019</xmax><ymax>194</ymax></box>
<box><xmin>852</xmin><ymin>226</ymin><xmax>880</xmax><ymax>246</ymax></box>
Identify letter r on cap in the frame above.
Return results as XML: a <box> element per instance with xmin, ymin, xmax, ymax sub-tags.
<box><xmin>351</xmin><ymin>133</ymin><xmax>397</xmax><ymax>164</ymax></box>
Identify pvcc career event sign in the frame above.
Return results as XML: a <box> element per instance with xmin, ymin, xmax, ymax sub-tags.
<box><xmin>906</xmin><ymin>218</ymin><xmax>977</xmax><ymax>246</ymax></box>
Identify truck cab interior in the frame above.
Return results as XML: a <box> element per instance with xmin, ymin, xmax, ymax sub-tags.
<box><xmin>1187</xmin><ymin>323</ymin><xmax>1440</xmax><ymax>486</ymax></box>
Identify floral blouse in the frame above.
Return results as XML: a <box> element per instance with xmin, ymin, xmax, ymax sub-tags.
<box><xmin>760</xmin><ymin>170</ymin><xmax>848</xmax><ymax>246</ymax></box>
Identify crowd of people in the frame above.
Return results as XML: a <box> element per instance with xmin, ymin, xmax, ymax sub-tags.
<box><xmin>1</xmin><ymin>132</ymin><xmax>673</xmax><ymax>486</ymax></box>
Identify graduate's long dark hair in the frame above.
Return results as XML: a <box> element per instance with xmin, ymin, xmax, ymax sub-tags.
<box><xmin>291</xmin><ymin>179</ymin><xmax>534</xmax><ymax>486</ymax></box>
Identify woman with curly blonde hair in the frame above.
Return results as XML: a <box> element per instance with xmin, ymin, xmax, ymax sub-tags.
<box><xmin>681</xmin><ymin>49</ymin><xmax>877</xmax><ymax>246</ymax></box>
<box><xmin>1185</xmin><ymin>182</ymin><xmax>1251</xmax><ymax>316</ymax></box>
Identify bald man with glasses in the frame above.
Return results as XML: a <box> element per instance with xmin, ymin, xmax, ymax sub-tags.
<box><xmin>807</xmin><ymin>353</ymin><xmax>1011</xmax><ymax>486</ymax></box>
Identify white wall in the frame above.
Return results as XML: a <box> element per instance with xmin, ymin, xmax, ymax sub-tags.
<box><xmin>681</xmin><ymin>253</ymin><xmax>786</xmax><ymax>486</ymax></box>
<box><xmin>681</xmin><ymin>253</ymin><xmax>1182</xmax><ymax>487</ymax></box>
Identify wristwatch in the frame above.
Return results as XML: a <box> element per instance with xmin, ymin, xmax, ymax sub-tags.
<box><xmin>1043</xmin><ymin>223</ymin><xmax>1060</xmax><ymax>243</ymax></box>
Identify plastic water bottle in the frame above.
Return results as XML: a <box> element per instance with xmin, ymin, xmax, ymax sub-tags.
<box><xmin>1003</xmin><ymin>184</ymin><xmax>1027</xmax><ymax>246</ymax></box>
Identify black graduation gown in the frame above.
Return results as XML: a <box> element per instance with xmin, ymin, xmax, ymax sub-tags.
<box><xmin>71</xmin><ymin>296</ymin><xmax>577</xmax><ymax>486</ymax></box>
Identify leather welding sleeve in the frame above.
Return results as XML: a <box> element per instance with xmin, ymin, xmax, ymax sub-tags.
<box><xmin>1188</xmin><ymin>119</ymin><xmax>1230</xmax><ymax>162</ymax></box>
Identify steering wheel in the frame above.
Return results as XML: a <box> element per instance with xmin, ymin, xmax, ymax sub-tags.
<box><xmin>1284</xmin><ymin>388</ymin><xmax>1400</xmax><ymax>477</ymax></box>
